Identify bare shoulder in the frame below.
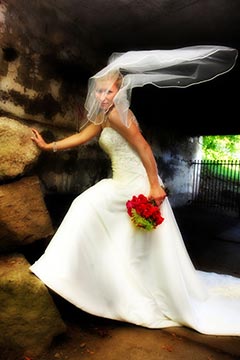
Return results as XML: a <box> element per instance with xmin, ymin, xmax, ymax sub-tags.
<box><xmin>108</xmin><ymin>108</ymin><xmax>138</xmax><ymax>129</ymax></box>
<box><xmin>108</xmin><ymin>107</ymin><xmax>120</xmax><ymax>120</ymax></box>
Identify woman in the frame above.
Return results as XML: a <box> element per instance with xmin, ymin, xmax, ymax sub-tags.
<box><xmin>31</xmin><ymin>71</ymin><xmax>167</xmax><ymax>207</ymax></box>
<box><xmin>30</xmin><ymin>46</ymin><xmax>240</xmax><ymax>335</ymax></box>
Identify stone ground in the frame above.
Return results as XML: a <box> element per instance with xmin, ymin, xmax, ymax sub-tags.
<box><xmin>20</xmin><ymin>204</ymin><xmax>240</xmax><ymax>360</ymax></box>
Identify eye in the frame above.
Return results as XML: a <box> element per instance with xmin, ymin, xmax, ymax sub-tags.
<box><xmin>96</xmin><ymin>88</ymin><xmax>111</xmax><ymax>95</ymax></box>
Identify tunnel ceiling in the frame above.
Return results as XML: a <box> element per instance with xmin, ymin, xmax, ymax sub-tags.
<box><xmin>1</xmin><ymin>0</ymin><xmax>240</xmax><ymax>135</ymax></box>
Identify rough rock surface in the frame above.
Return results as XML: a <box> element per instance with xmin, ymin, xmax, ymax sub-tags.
<box><xmin>0</xmin><ymin>253</ymin><xmax>66</xmax><ymax>358</ymax></box>
<box><xmin>0</xmin><ymin>117</ymin><xmax>40</xmax><ymax>181</ymax></box>
<box><xmin>0</xmin><ymin>175</ymin><xmax>54</xmax><ymax>251</ymax></box>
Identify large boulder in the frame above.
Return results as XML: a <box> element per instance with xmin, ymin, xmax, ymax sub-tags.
<box><xmin>0</xmin><ymin>176</ymin><xmax>54</xmax><ymax>252</ymax></box>
<box><xmin>0</xmin><ymin>117</ymin><xmax>40</xmax><ymax>181</ymax></box>
<box><xmin>0</xmin><ymin>253</ymin><xmax>66</xmax><ymax>359</ymax></box>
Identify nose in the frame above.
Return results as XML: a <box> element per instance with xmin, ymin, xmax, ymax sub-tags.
<box><xmin>100</xmin><ymin>92</ymin><xmax>107</xmax><ymax>101</ymax></box>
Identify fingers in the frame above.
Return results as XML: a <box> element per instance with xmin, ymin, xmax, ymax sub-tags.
<box><xmin>149</xmin><ymin>195</ymin><xmax>166</xmax><ymax>207</ymax></box>
<box><xmin>31</xmin><ymin>128</ymin><xmax>39</xmax><ymax>138</ymax></box>
<box><xmin>31</xmin><ymin>129</ymin><xmax>42</xmax><ymax>145</ymax></box>
<box><xmin>31</xmin><ymin>128</ymin><xmax>43</xmax><ymax>149</ymax></box>
<box><xmin>155</xmin><ymin>196</ymin><xmax>166</xmax><ymax>207</ymax></box>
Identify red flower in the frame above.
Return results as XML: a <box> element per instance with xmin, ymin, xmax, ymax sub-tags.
<box><xmin>126</xmin><ymin>194</ymin><xmax>164</xmax><ymax>231</ymax></box>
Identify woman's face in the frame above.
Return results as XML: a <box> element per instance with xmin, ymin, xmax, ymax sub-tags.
<box><xmin>95</xmin><ymin>80</ymin><xmax>119</xmax><ymax>112</ymax></box>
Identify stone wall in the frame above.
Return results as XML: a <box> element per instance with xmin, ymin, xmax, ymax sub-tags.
<box><xmin>0</xmin><ymin>3</ymin><xmax>202</xmax><ymax>358</ymax></box>
<box><xmin>0</xmin><ymin>116</ymin><xmax>67</xmax><ymax>359</ymax></box>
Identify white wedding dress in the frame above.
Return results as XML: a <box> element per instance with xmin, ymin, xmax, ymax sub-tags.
<box><xmin>30</xmin><ymin>126</ymin><xmax>240</xmax><ymax>335</ymax></box>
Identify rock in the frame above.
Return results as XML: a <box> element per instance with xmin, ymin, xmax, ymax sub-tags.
<box><xmin>0</xmin><ymin>253</ymin><xmax>66</xmax><ymax>359</ymax></box>
<box><xmin>0</xmin><ymin>176</ymin><xmax>54</xmax><ymax>251</ymax></box>
<box><xmin>0</xmin><ymin>117</ymin><xmax>40</xmax><ymax>181</ymax></box>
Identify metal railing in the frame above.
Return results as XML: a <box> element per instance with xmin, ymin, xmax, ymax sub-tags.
<box><xmin>190</xmin><ymin>160</ymin><xmax>240</xmax><ymax>215</ymax></box>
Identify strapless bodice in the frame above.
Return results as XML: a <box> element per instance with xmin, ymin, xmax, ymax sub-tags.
<box><xmin>99</xmin><ymin>127</ymin><xmax>146</xmax><ymax>181</ymax></box>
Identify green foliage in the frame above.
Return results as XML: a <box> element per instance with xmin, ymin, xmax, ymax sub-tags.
<box><xmin>208</xmin><ymin>162</ymin><xmax>240</xmax><ymax>181</ymax></box>
<box><xmin>131</xmin><ymin>209</ymin><xmax>155</xmax><ymax>231</ymax></box>
<box><xmin>202</xmin><ymin>135</ymin><xmax>240</xmax><ymax>161</ymax></box>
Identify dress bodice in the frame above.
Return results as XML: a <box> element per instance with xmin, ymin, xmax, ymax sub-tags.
<box><xmin>99</xmin><ymin>127</ymin><xmax>146</xmax><ymax>181</ymax></box>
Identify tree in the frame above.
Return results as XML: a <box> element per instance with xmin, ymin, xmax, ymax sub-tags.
<box><xmin>202</xmin><ymin>135</ymin><xmax>240</xmax><ymax>161</ymax></box>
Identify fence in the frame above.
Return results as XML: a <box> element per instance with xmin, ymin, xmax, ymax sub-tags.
<box><xmin>190</xmin><ymin>160</ymin><xmax>240</xmax><ymax>216</ymax></box>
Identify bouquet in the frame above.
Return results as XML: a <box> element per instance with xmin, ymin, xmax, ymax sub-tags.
<box><xmin>126</xmin><ymin>194</ymin><xmax>164</xmax><ymax>231</ymax></box>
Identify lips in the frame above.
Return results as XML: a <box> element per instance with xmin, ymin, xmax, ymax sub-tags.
<box><xmin>101</xmin><ymin>102</ymin><xmax>109</xmax><ymax>108</ymax></box>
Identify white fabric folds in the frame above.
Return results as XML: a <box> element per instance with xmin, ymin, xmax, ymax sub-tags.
<box><xmin>84</xmin><ymin>45</ymin><xmax>238</xmax><ymax>127</ymax></box>
<box><xmin>30</xmin><ymin>127</ymin><xmax>240</xmax><ymax>335</ymax></box>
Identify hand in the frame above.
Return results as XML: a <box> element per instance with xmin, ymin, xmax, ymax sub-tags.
<box><xmin>148</xmin><ymin>185</ymin><xmax>167</xmax><ymax>207</ymax></box>
<box><xmin>31</xmin><ymin>128</ymin><xmax>48</xmax><ymax>150</ymax></box>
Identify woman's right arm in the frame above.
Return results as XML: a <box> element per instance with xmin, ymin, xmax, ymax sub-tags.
<box><xmin>31</xmin><ymin>123</ymin><xmax>102</xmax><ymax>152</ymax></box>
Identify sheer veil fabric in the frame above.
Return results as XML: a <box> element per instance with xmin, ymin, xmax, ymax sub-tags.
<box><xmin>30</xmin><ymin>45</ymin><xmax>240</xmax><ymax>336</ymax></box>
<box><xmin>84</xmin><ymin>45</ymin><xmax>238</xmax><ymax>127</ymax></box>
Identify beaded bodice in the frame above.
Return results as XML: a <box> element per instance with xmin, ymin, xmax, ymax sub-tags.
<box><xmin>99</xmin><ymin>127</ymin><xmax>146</xmax><ymax>181</ymax></box>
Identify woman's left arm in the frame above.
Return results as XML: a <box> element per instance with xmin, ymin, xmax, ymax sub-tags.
<box><xmin>109</xmin><ymin>110</ymin><xmax>166</xmax><ymax>206</ymax></box>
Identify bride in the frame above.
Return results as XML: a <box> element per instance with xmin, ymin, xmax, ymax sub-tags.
<box><xmin>30</xmin><ymin>45</ymin><xmax>240</xmax><ymax>335</ymax></box>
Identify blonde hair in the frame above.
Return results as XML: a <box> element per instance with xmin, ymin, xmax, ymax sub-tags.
<box><xmin>96</xmin><ymin>70</ymin><xmax>123</xmax><ymax>90</ymax></box>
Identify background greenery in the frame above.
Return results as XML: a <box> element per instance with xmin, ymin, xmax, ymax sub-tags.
<box><xmin>202</xmin><ymin>135</ymin><xmax>240</xmax><ymax>161</ymax></box>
